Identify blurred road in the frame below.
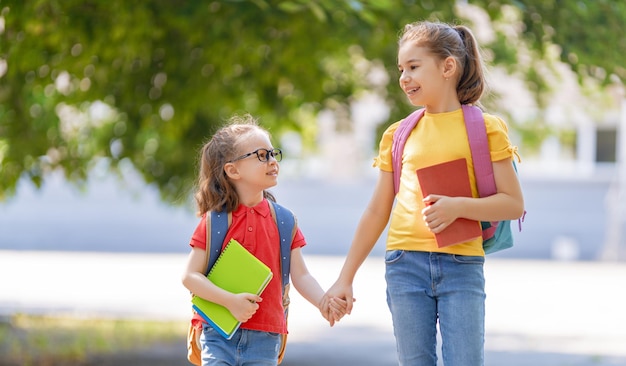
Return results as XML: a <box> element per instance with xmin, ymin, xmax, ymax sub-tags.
<box><xmin>2</xmin><ymin>170</ymin><xmax>626</xmax><ymax>364</ymax></box>
<box><xmin>1</xmin><ymin>172</ymin><xmax>625</xmax><ymax>260</ymax></box>
<box><xmin>1</xmin><ymin>251</ymin><xmax>626</xmax><ymax>365</ymax></box>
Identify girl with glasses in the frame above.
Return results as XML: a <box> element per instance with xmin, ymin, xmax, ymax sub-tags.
<box><xmin>182</xmin><ymin>114</ymin><xmax>346</xmax><ymax>365</ymax></box>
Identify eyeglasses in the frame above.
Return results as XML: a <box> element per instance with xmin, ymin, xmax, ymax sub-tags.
<box><xmin>228</xmin><ymin>148</ymin><xmax>283</xmax><ymax>163</ymax></box>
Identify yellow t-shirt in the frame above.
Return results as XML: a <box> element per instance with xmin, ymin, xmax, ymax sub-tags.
<box><xmin>374</xmin><ymin>108</ymin><xmax>517</xmax><ymax>256</ymax></box>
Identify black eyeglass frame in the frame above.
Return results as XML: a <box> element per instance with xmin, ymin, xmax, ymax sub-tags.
<box><xmin>228</xmin><ymin>148</ymin><xmax>283</xmax><ymax>163</ymax></box>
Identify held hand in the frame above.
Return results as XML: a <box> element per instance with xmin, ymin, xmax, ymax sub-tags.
<box><xmin>422</xmin><ymin>194</ymin><xmax>460</xmax><ymax>234</ymax></box>
<box><xmin>323</xmin><ymin>281</ymin><xmax>355</xmax><ymax>324</ymax></box>
<box><xmin>328</xmin><ymin>296</ymin><xmax>351</xmax><ymax>322</ymax></box>
<box><xmin>318</xmin><ymin>295</ymin><xmax>353</xmax><ymax>326</ymax></box>
<box><xmin>318</xmin><ymin>294</ymin><xmax>333</xmax><ymax>325</ymax></box>
<box><xmin>228</xmin><ymin>293</ymin><xmax>262</xmax><ymax>323</ymax></box>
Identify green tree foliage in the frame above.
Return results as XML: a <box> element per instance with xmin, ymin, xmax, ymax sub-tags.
<box><xmin>0</xmin><ymin>0</ymin><xmax>624</xmax><ymax>203</ymax></box>
<box><xmin>488</xmin><ymin>0</ymin><xmax>626</xmax><ymax>83</ymax></box>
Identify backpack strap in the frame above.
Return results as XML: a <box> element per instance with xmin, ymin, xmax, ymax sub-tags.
<box><xmin>462</xmin><ymin>105</ymin><xmax>530</xmax><ymax>237</ymax></box>
<box><xmin>268</xmin><ymin>200</ymin><xmax>296</xmax><ymax>289</ymax></box>
<box><xmin>391</xmin><ymin>108</ymin><xmax>426</xmax><ymax>195</ymax></box>
<box><xmin>462</xmin><ymin>105</ymin><xmax>499</xmax><ymax>238</ymax></box>
<box><xmin>205</xmin><ymin>210</ymin><xmax>231</xmax><ymax>275</ymax></box>
<box><xmin>462</xmin><ymin>105</ymin><xmax>497</xmax><ymax>198</ymax></box>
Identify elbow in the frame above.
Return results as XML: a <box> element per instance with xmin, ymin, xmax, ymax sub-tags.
<box><xmin>181</xmin><ymin>273</ymin><xmax>192</xmax><ymax>290</ymax></box>
<box><xmin>515</xmin><ymin>206</ymin><xmax>526</xmax><ymax>220</ymax></box>
<box><xmin>510</xmin><ymin>200</ymin><xmax>525</xmax><ymax>220</ymax></box>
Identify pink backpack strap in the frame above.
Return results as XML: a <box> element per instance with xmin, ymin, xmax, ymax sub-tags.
<box><xmin>463</xmin><ymin>105</ymin><xmax>501</xmax><ymax>238</ymax></box>
<box><xmin>462</xmin><ymin>105</ymin><xmax>496</xmax><ymax>198</ymax></box>
<box><xmin>392</xmin><ymin>108</ymin><xmax>426</xmax><ymax>194</ymax></box>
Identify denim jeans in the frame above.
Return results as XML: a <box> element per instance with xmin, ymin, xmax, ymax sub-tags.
<box><xmin>200</xmin><ymin>324</ymin><xmax>281</xmax><ymax>366</ymax></box>
<box><xmin>385</xmin><ymin>250</ymin><xmax>485</xmax><ymax>366</ymax></box>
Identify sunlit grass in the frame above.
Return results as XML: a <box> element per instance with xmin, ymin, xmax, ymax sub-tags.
<box><xmin>0</xmin><ymin>313</ymin><xmax>187</xmax><ymax>365</ymax></box>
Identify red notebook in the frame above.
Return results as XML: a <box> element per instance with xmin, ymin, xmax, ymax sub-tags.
<box><xmin>416</xmin><ymin>158</ymin><xmax>482</xmax><ymax>248</ymax></box>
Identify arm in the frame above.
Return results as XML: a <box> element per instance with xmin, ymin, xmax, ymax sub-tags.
<box><xmin>181</xmin><ymin>247</ymin><xmax>261</xmax><ymax>322</ymax></box>
<box><xmin>289</xmin><ymin>247</ymin><xmax>325</xmax><ymax>308</ymax></box>
<box><xmin>289</xmin><ymin>247</ymin><xmax>347</xmax><ymax>325</ymax></box>
<box><xmin>423</xmin><ymin>158</ymin><xmax>525</xmax><ymax>233</ymax></box>
<box><xmin>324</xmin><ymin>170</ymin><xmax>396</xmax><ymax>315</ymax></box>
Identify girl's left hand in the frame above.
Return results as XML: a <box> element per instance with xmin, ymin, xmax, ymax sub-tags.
<box><xmin>422</xmin><ymin>194</ymin><xmax>459</xmax><ymax>234</ymax></box>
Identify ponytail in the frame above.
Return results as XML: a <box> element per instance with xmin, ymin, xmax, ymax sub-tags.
<box><xmin>453</xmin><ymin>25</ymin><xmax>486</xmax><ymax>105</ymax></box>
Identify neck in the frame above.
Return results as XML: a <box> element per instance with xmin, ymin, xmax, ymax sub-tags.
<box><xmin>236</xmin><ymin>189</ymin><xmax>265</xmax><ymax>207</ymax></box>
<box><xmin>423</xmin><ymin>100</ymin><xmax>462</xmax><ymax>114</ymax></box>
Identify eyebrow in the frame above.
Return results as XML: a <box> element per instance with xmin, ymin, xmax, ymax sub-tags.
<box><xmin>398</xmin><ymin>58</ymin><xmax>421</xmax><ymax>67</ymax></box>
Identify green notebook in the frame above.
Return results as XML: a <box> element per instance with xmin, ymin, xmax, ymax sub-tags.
<box><xmin>192</xmin><ymin>238</ymin><xmax>273</xmax><ymax>339</ymax></box>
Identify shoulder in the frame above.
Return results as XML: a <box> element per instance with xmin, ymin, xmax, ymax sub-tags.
<box><xmin>379</xmin><ymin>120</ymin><xmax>403</xmax><ymax>147</ymax></box>
<box><xmin>268</xmin><ymin>200</ymin><xmax>294</xmax><ymax>216</ymax></box>
<box><xmin>482</xmin><ymin>112</ymin><xmax>509</xmax><ymax>133</ymax></box>
<box><xmin>268</xmin><ymin>201</ymin><xmax>297</xmax><ymax>225</ymax></box>
<box><xmin>268</xmin><ymin>201</ymin><xmax>300</xmax><ymax>245</ymax></box>
<box><xmin>481</xmin><ymin>112</ymin><xmax>515</xmax><ymax>159</ymax></box>
<box><xmin>384</xmin><ymin>120</ymin><xmax>403</xmax><ymax>137</ymax></box>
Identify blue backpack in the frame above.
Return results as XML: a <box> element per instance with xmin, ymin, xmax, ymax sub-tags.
<box><xmin>391</xmin><ymin>105</ymin><xmax>524</xmax><ymax>254</ymax></box>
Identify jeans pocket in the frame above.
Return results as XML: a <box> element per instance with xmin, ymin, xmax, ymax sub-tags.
<box><xmin>452</xmin><ymin>254</ymin><xmax>485</xmax><ymax>264</ymax></box>
<box><xmin>385</xmin><ymin>250</ymin><xmax>405</xmax><ymax>264</ymax></box>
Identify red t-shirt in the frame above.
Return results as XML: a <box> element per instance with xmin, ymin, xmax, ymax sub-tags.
<box><xmin>189</xmin><ymin>199</ymin><xmax>305</xmax><ymax>334</ymax></box>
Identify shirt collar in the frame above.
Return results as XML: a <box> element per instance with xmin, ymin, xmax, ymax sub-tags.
<box><xmin>232</xmin><ymin>198</ymin><xmax>271</xmax><ymax>218</ymax></box>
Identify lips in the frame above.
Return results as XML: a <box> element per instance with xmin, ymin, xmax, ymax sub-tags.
<box><xmin>406</xmin><ymin>87</ymin><xmax>419</xmax><ymax>95</ymax></box>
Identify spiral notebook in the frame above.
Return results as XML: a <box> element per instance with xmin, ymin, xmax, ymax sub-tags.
<box><xmin>192</xmin><ymin>238</ymin><xmax>273</xmax><ymax>339</ymax></box>
<box><xmin>416</xmin><ymin>158</ymin><xmax>482</xmax><ymax>248</ymax></box>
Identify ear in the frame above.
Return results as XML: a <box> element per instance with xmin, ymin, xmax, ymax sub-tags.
<box><xmin>223</xmin><ymin>163</ymin><xmax>240</xmax><ymax>180</ymax></box>
<box><xmin>442</xmin><ymin>56</ymin><xmax>457</xmax><ymax>79</ymax></box>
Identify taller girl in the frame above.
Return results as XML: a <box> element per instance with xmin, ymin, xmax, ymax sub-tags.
<box><xmin>323</xmin><ymin>21</ymin><xmax>525</xmax><ymax>365</ymax></box>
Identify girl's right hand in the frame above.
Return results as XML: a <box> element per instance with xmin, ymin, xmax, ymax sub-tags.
<box><xmin>322</xmin><ymin>281</ymin><xmax>355</xmax><ymax>323</ymax></box>
<box><xmin>227</xmin><ymin>293</ymin><xmax>262</xmax><ymax>322</ymax></box>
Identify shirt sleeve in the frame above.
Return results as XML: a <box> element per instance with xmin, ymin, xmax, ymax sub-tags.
<box><xmin>291</xmin><ymin>226</ymin><xmax>306</xmax><ymax>250</ymax></box>
<box><xmin>485</xmin><ymin>113</ymin><xmax>518</xmax><ymax>162</ymax></box>
<box><xmin>372</xmin><ymin>121</ymin><xmax>401</xmax><ymax>172</ymax></box>
<box><xmin>189</xmin><ymin>214</ymin><xmax>207</xmax><ymax>250</ymax></box>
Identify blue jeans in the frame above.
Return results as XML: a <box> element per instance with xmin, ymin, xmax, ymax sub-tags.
<box><xmin>385</xmin><ymin>250</ymin><xmax>485</xmax><ymax>366</ymax></box>
<box><xmin>200</xmin><ymin>324</ymin><xmax>281</xmax><ymax>366</ymax></box>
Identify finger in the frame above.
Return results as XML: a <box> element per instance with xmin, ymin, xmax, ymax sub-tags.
<box><xmin>345</xmin><ymin>296</ymin><xmax>354</xmax><ymax>315</ymax></box>
<box><xmin>319</xmin><ymin>296</ymin><xmax>330</xmax><ymax>311</ymax></box>
<box><xmin>319</xmin><ymin>307</ymin><xmax>329</xmax><ymax>322</ymax></box>
<box><xmin>333</xmin><ymin>297</ymin><xmax>348</xmax><ymax>307</ymax></box>
<box><xmin>329</xmin><ymin>298</ymin><xmax>343</xmax><ymax>309</ymax></box>
<box><xmin>424</xmin><ymin>194</ymin><xmax>441</xmax><ymax>203</ymax></box>
<box><xmin>431</xmin><ymin>221</ymin><xmax>446</xmax><ymax>233</ymax></box>
<box><xmin>325</xmin><ymin>306</ymin><xmax>336</xmax><ymax>327</ymax></box>
<box><xmin>245</xmin><ymin>294</ymin><xmax>263</xmax><ymax>303</ymax></box>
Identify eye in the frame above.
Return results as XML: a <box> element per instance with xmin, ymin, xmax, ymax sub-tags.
<box><xmin>257</xmin><ymin>149</ymin><xmax>269</xmax><ymax>160</ymax></box>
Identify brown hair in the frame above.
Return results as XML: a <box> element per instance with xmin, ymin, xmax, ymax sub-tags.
<box><xmin>399</xmin><ymin>21</ymin><xmax>486</xmax><ymax>105</ymax></box>
<box><xmin>194</xmin><ymin>114</ymin><xmax>275</xmax><ymax>215</ymax></box>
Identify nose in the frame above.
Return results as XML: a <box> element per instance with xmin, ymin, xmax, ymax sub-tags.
<box><xmin>399</xmin><ymin>70</ymin><xmax>409</xmax><ymax>84</ymax></box>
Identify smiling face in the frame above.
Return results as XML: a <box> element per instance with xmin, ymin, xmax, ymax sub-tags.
<box><xmin>224</xmin><ymin>128</ymin><xmax>279</xmax><ymax>203</ymax></box>
<box><xmin>397</xmin><ymin>43</ymin><xmax>448</xmax><ymax>108</ymax></box>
